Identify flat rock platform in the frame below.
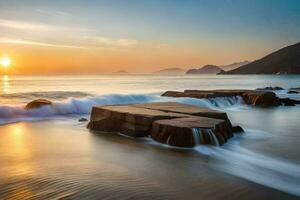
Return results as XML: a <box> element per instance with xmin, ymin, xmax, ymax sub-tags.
<box><xmin>87</xmin><ymin>102</ymin><xmax>242</xmax><ymax>147</ymax></box>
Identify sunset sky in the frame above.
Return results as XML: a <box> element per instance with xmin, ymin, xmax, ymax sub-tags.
<box><xmin>0</xmin><ymin>0</ymin><xmax>299</xmax><ymax>74</ymax></box>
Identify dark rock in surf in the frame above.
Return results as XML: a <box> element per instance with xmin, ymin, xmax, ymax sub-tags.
<box><xmin>279</xmin><ymin>98</ymin><xmax>300</xmax><ymax>106</ymax></box>
<box><xmin>256</xmin><ymin>86</ymin><xmax>284</xmax><ymax>91</ymax></box>
<box><xmin>287</xmin><ymin>90</ymin><xmax>299</xmax><ymax>94</ymax></box>
<box><xmin>25</xmin><ymin>99</ymin><xmax>52</xmax><ymax>109</ymax></box>
<box><xmin>231</xmin><ymin>126</ymin><xmax>244</xmax><ymax>133</ymax></box>
<box><xmin>79</xmin><ymin>118</ymin><xmax>88</xmax><ymax>122</ymax></box>
<box><xmin>241</xmin><ymin>91</ymin><xmax>281</xmax><ymax>107</ymax></box>
<box><xmin>290</xmin><ymin>87</ymin><xmax>300</xmax><ymax>91</ymax></box>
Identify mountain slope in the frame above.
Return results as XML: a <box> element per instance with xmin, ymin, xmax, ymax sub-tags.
<box><xmin>220</xmin><ymin>61</ymin><xmax>251</xmax><ymax>71</ymax></box>
<box><xmin>186</xmin><ymin>65</ymin><xmax>222</xmax><ymax>74</ymax></box>
<box><xmin>220</xmin><ymin>42</ymin><xmax>300</xmax><ymax>74</ymax></box>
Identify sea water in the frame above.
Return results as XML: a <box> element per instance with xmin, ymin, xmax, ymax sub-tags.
<box><xmin>0</xmin><ymin>74</ymin><xmax>299</xmax><ymax>199</ymax></box>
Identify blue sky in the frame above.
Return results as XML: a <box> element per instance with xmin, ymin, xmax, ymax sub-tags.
<box><xmin>0</xmin><ymin>0</ymin><xmax>299</xmax><ymax>73</ymax></box>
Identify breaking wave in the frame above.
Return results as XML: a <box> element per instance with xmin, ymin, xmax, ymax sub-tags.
<box><xmin>0</xmin><ymin>93</ymin><xmax>245</xmax><ymax>125</ymax></box>
<box><xmin>0</xmin><ymin>91</ymin><xmax>91</xmax><ymax>101</ymax></box>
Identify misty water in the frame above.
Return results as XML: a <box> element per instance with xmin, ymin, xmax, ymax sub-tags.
<box><xmin>0</xmin><ymin>75</ymin><xmax>300</xmax><ymax>199</ymax></box>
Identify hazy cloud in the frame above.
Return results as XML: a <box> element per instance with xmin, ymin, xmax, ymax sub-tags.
<box><xmin>0</xmin><ymin>37</ymin><xmax>84</xmax><ymax>49</ymax></box>
<box><xmin>34</xmin><ymin>9</ymin><xmax>73</xmax><ymax>17</ymax></box>
<box><xmin>84</xmin><ymin>36</ymin><xmax>138</xmax><ymax>47</ymax></box>
<box><xmin>0</xmin><ymin>19</ymin><xmax>57</xmax><ymax>31</ymax></box>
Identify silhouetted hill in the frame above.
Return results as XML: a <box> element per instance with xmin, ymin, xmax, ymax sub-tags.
<box><xmin>219</xmin><ymin>42</ymin><xmax>300</xmax><ymax>74</ymax></box>
<box><xmin>220</xmin><ymin>61</ymin><xmax>251</xmax><ymax>71</ymax></box>
<box><xmin>186</xmin><ymin>65</ymin><xmax>222</xmax><ymax>74</ymax></box>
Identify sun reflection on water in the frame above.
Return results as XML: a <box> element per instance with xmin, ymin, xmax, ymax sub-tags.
<box><xmin>0</xmin><ymin>123</ymin><xmax>37</xmax><ymax>199</ymax></box>
<box><xmin>2</xmin><ymin>75</ymin><xmax>10</xmax><ymax>93</ymax></box>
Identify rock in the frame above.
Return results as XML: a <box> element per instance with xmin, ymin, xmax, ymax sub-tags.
<box><xmin>241</xmin><ymin>91</ymin><xmax>281</xmax><ymax>107</ymax></box>
<box><xmin>280</xmin><ymin>98</ymin><xmax>300</xmax><ymax>106</ymax></box>
<box><xmin>256</xmin><ymin>86</ymin><xmax>284</xmax><ymax>91</ymax></box>
<box><xmin>287</xmin><ymin>90</ymin><xmax>299</xmax><ymax>94</ymax></box>
<box><xmin>87</xmin><ymin>104</ymin><xmax>189</xmax><ymax>137</ymax></box>
<box><xmin>231</xmin><ymin>126</ymin><xmax>244</xmax><ymax>133</ymax></box>
<box><xmin>87</xmin><ymin>102</ymin><xmax>238</xmax><ymax>147</ymax></box>
<box><xmin>134</xmin><ymin>102</ymin><xmax>229</xmax><ymax>121</ymax></box>
<box><xmin>290</xmin><ymin>87</ymin><xmax>300</xmax><ymax>91</ymax></box>
<box><xmin>151</xmin><ymin>117</ymin><xmax>232</xmax><ymax>147</ymax></box>
<box><xmin>162</xmin><ymin>89</ymin><xmax>282</xmax><ymax>107</ymax></box>
<box><xmin>78</xmin><ymin>118</ymin><xmax>88</xmax><ymax>122</ymax></box>
<box><xmin>25</xmin><ymin>99</ymin><xmax>52</xmax><ymax>109</ymax></box>
<box><xmin>87</xmin><ymin>116</ymin><xmax>121</xmax><ymax>132</ymax></box>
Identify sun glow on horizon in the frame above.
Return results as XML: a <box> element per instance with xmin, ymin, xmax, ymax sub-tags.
<box><xmin>0</xmin><ymin>57</ymin><xmax>12</xmax><ymax>68</ymax></box>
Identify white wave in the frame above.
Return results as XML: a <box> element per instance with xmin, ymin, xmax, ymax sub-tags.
<box><xmin>162</xmin><ymin>95</ymin><xmax>245</xmax><ymax>109</ymax></box>
<box><xmin>194</xmin><ymin>129</ymin><xmax>300</xmax><ymax>197</ymax></box>
<box><xmin>0</xmin><ymin>93</ymin><xmax>246</xmax><ymax>125</ymax></box>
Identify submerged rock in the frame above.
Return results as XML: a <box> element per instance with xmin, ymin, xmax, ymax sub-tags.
<box><xmin>25</xmin><ymin>99</ymin><xmax>52</xmax><ymax>109</ymax></box>
<box><xmin>87</xmin><ymin>102</ymin><xmax>236</xmax><ymax>147</ymax></box>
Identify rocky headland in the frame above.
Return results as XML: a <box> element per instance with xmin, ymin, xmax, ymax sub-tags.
<box><xmin>219</xmin><ymin>42</ymin><xmax>300</xmax><ymax>74</ymax></box>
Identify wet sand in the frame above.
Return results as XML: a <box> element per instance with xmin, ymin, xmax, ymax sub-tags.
<box><xmin>0</xmin><ymin>120</ymin><xmax>298</xmax><ymax>200</ymax></box>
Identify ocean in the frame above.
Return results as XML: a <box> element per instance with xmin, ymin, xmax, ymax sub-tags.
<box><xmin>0</xmin><ymin>74</ymin><xmax>299</xmax><ymax>199</ymax></box>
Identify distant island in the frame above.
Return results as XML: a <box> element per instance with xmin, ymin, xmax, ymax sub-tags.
<box><xmin>115</xmin><ymin>70</ymin><xmax>128</xmax><ymax>74</ymax></box>
<box><xmin>153</xmin><ymin>67</ymin><xmax>186</xmax><ymax>75</ymax></box>
<box><xmin>184</xmin><ymin>61</ymin><xmax>250</xmax><ymax>75</ymax></box>
<box><xmin>186</xmin><ymin>65</ymin><xmax>222</xmax><ymax>74</ymax></box>
<box><xmin>219</xmin><ymin>42</ymin><xmax>300</xmax><ymax>74</ymax></box>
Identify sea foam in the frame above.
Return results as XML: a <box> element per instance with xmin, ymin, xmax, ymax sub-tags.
<box><xmin>0</xmin><ymin>93</ymin><xmax>245</xmax><ymax>125</ymax></box>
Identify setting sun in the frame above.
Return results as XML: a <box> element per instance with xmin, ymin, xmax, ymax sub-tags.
<box><xmin>0</xmin><ymin>57</ymin><xmax>11</xmax><ymax>68</ymax></box>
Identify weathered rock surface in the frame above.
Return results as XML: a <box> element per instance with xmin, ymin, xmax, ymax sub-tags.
<box><xmin>134</xmin><ymin>102</ymin><xmax>229</xmax><ymax>121</ymax></box>
<box><xmin>242</xmin><ymin>91</ymin><xmax>281</xmax><ymax>106</ymax></box>
<box><xmin>152</xmin><ymin>117</ymin><xmax>232</xmax><ymax>147</ymax></box>
<box><xmin>25</xmin><ymin>99</ymin><xmax>52</xmax><ymax>109</ymax></box>
<box><xmin>87</xmin><ymin>102</ymin><xmax>237</xmax><ymax>147</ymax></box>
<box><xmin>88</xmin><ymin>104</ymin><xmax>189</xmax><ymax>137</ymax></box>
